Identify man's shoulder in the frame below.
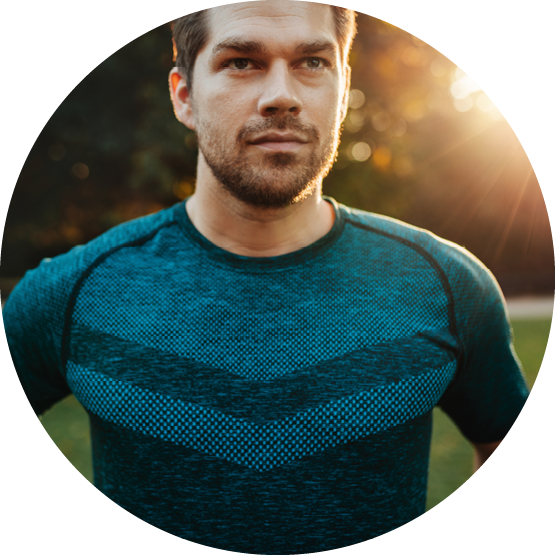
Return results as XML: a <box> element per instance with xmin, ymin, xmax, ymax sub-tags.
<box><xmin>2</xmin><ymin>205</ymin><xmax>182</xmax><ymax>374</ymax></box>
<box><xmin>70</xmin><ymin>204</ymin><xmax>178</xmax><ymax>266</ymax></box>
<box><xmin>340</xmin><ymin>203</ymin><xmax>497</xmax><ymax>293</ymax></box>
<box><xmin>12</xmin><ymin>204</ymin><xmax>179</xmax><ymax>300</ymax></box>
<box><xmin>341</xmin><ymin>203</ymin><xmax>465</xmax><ymax>257</ymax></box>
<box><xmin>74</xmin><ymin>203</ymin><xmax>176</xmax><ymax>259</ymax></box>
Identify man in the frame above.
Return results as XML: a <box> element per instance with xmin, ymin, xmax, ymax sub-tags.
<box><xmin>3</xmin><ymin>1</ymin><xmax>529</xmax><ymax>553</ymax></box>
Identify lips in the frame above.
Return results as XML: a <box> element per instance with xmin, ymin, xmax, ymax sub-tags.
<box><xmin>249</xmin><ymin>132</ymin><xmax>309</xmax><ymax>152</ymax></box>
<box><xmin>250</xmin><ymin>132</ymin><xmax>308</xmax><ymax>144</ymax></box>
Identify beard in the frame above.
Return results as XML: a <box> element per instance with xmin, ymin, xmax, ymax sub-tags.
<box><xmin>195</xmin><ymin>115</ymin><xmax>340</xmax><ymax>209</ymax></box>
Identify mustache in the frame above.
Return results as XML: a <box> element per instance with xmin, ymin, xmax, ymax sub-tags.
<box><xmin>237</xmin><ymin>116</ymin><xmax>320</xmax><ymax>143</ymax></box>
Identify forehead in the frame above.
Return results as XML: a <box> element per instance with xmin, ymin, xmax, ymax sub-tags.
<box><xmin>205</xmin><ymin>1</ymin><xmax>337</xmax><ymax>50</ymax></box>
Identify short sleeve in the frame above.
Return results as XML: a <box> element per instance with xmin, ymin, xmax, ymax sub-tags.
<box><xmin>2</xmin><ymin>206</ymin><xmax>177</xmax><ymax>416</ymax></box>
<box><xmin>2</xmin><ymin>257</ymin><xmax>75</xmax><ymax>415</ymax></box>
<box><xmin>437</xmin><ymin>250</ymin><xmax>530</xmax><ymax>443</ymax></box>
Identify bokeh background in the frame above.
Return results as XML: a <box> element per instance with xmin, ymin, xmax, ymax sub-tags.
<box><xmin>1</xmin><ymin>11</ymin><xmax>553</xmax><ymax>511</ymax></box>
<box><xmin>2</xmin><ymin>14</ymin><xmax>553</xmax><ymax>294</ymax></box>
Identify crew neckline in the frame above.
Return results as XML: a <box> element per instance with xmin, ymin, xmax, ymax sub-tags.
<box><xmin>174</xmin><ymin>196</ymin><xmax>345</xmax><ymax>271</ymax></box>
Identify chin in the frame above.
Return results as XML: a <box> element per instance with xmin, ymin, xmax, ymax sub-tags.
<box><xmin>222</xmin><ymin>175</ymin><xmax>318</xmax><ymax>210</ymax></box>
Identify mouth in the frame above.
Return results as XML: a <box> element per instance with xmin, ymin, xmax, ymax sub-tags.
<box><xmin>249</xmin><ymin>132</ymin><xmax>309</xmax><ymax>152</ymax></box>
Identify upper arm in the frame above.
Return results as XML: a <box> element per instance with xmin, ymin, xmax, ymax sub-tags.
<box><xmin>2</xmin><ymin>259</ymin><xmax>74</xmax><ymax>415</ymax></box>
<box><xmin>436</xmin><ymin>247</ymin><xmax>529</xmax><ymax>444</ymax></box>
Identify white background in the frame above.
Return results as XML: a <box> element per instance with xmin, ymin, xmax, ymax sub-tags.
<box><xmin>1</xmin><ymin>0</ymin><xmax>553</xmax><ymax>553</ymax></box>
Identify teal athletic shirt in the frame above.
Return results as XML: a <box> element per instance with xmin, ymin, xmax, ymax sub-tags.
<box><xmin>4</xmin><ymin>197</ymin><xmax>529</xmax><ymax>554</ymax></box>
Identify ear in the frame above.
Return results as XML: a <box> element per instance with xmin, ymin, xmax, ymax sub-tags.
<box><xmin>339</xmin><ymin>65</ymin><xmax>351</xmax><ymax>123</ymax></box>
<box><xmin>169</xmin><ymin>68</ymin><xmax>196</xmax><ymax>130</ymax></box>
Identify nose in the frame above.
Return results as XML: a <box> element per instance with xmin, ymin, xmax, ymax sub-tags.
<box><xmin>257</xmin><ymin>61</ymin><xmax>303</xmax><ymax>117</ymax></box>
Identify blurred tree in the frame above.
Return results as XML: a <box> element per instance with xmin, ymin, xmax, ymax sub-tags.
<box><xmin>2</xmin><ymin>13</ymin><xmax>553</xmax><ymax>295</ymax></box>
<box><xmin>3</xmin><ymin>23</ymin><xmax>197</xmax><ymax>275</ymax></box>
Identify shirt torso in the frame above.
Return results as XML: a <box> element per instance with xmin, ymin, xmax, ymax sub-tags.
<box><xmin>65</xmin><ymin>200</ymin><xmax>458</xmax><ymax>553</ymax></box>
<box><xmin>4</xmin><ymin>199</ymin><xmax>528</xmax><ymax>554</ymax></box>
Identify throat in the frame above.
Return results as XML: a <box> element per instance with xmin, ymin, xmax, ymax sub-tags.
<box><xmin>185</xmin><ymin>188</ymin><xmax>335</xmax><ymax>258</ymax></box>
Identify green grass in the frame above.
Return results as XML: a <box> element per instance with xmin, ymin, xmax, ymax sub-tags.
<box><xmin>39</xmin><ymin>392</ymin><xmax>93</xmax><ymax>481</ymax></box>
<box><xmin>426</xmin><ymin>317</ymin><xmax>552</xmax><ymax>509</ymax></box>
<box><xmin>39</xmin><ymin>317</ymin><xmax>552</xmax><ymax>505</ymax></box>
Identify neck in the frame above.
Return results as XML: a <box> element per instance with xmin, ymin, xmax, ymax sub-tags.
<box><xmin>185</xmin><ymin>162</ymin><xmax>335</xmax><ymax>258</ymax></box>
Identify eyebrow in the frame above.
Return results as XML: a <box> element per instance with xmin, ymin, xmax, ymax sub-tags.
<box><xmin>294</xmin><ymin>40</ymin><xmax>338</xmax><ymax>57</ymax></box>
<box><xmin>211</xmin><ymin>37</ymin><xmax>338</xmax><ymax>58</ymax></box>
<box><xmin>212</xmin><ymin>38</ymin><xmax>269</xmax><ymax>57</ymax></box>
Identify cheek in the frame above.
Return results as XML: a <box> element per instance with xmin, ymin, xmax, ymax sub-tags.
<box><xmin>305</xmin><ymin>87</ymin><xmax>342</xmax><ymax>121</ymax></box>
<box><xmin>199</xmin><ymin>88</ymin><xmax>257</xmax><ymax>130</ymax></box>
<box><xmin>309</xmin><ymin>106</ymin><xmax>341</xmax><ymax>137</ymax></box>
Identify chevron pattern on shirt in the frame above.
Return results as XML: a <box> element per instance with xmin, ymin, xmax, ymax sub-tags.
<box><xmin>67</xmin><ymin>359</ymin><xmax>456</xmax><ymax>471</ymax></box>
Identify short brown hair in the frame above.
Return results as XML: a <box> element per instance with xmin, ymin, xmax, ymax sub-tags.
<box><xmin>172</xmin><ymin>3</ymin><xmax>357</xmax><ymax>93</ymax></box>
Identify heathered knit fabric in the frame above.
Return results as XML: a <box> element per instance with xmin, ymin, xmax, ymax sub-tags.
<box><xmin>3</xmin><ymin>198</ymin><xmax>529</xmax><ymax>554</ymax></box>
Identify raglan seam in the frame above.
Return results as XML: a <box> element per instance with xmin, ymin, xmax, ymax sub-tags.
<box><xmin>59</xmin><ymin>212</ymin><xmax>469</xmax><ymax>387</ymax></box>
<box><xmin>344</xmin><ymin>217</ymin><xmax>467</xmax><ymax>390</ymax></box>
<box><xmin>60</xmin><ymin>220</ymin><xmax>178</xmax><ymax>377</ymax></box>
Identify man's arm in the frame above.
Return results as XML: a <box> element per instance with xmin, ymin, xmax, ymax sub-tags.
<box><xmin>2</xmin><ymin>258</ymin><xmax>73</xmax><ymax>415</ymax></box>
<box><xmin>472</xmin><ymin>440</ymin><xmax>502</xmax><ymax>471</ymax></box>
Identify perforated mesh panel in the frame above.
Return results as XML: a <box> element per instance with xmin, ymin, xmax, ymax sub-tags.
<box><xmin>68</xmin><ymin>360</ymin><xmax>455</xmax><ymax>471</ymax></box>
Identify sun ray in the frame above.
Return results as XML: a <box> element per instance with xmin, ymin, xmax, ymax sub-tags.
<box><xmin>442</xmin><ymin>141</ymin><xmax>521</xmax><ymax>238</ymax></box>
<box><xmin>491</xmin><ymin>166</ymin><xmax>534</xmax><ymax>266</ymax></box>
<box><xmin>434</xmin><ymin>161</ymin><xmax>506</xmax><ymax>238</ymax></box>
<box><xmin>522</xmin><ymin>193</ymin><xmax>542</xmax><ymax>264</ymax></box>
<box><xmin>413</xmin><ymin>116</ymin><xmax>494</xmax><ymax>171</ymax></box>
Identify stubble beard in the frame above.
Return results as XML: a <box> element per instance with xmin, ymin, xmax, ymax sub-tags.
<box><xmin>195</xmin><ymin>115</ymin><xmax>340</xmax><ymax>209</ymax></box>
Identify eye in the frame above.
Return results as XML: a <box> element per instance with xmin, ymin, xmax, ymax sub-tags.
<box><xmin>229</xmin><ymin>58</ymin><xmax>252</xmax><ymax>70</ymax></box>
<box><xmin>305</xmin><ymin>58</ymin><xmax>322</xmax><ymax>68</ymax></box>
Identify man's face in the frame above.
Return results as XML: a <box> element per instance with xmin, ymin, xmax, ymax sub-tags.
<box><xmin>175</xmin><ymin>1</ymin><xmax>349</xmax><ymax>209</ymax></box>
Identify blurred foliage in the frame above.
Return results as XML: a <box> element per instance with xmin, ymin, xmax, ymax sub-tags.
<box><xmin>2</xmin><ymin>13</ymin><xmax>554</xmax><ymax>294</ymax></box>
